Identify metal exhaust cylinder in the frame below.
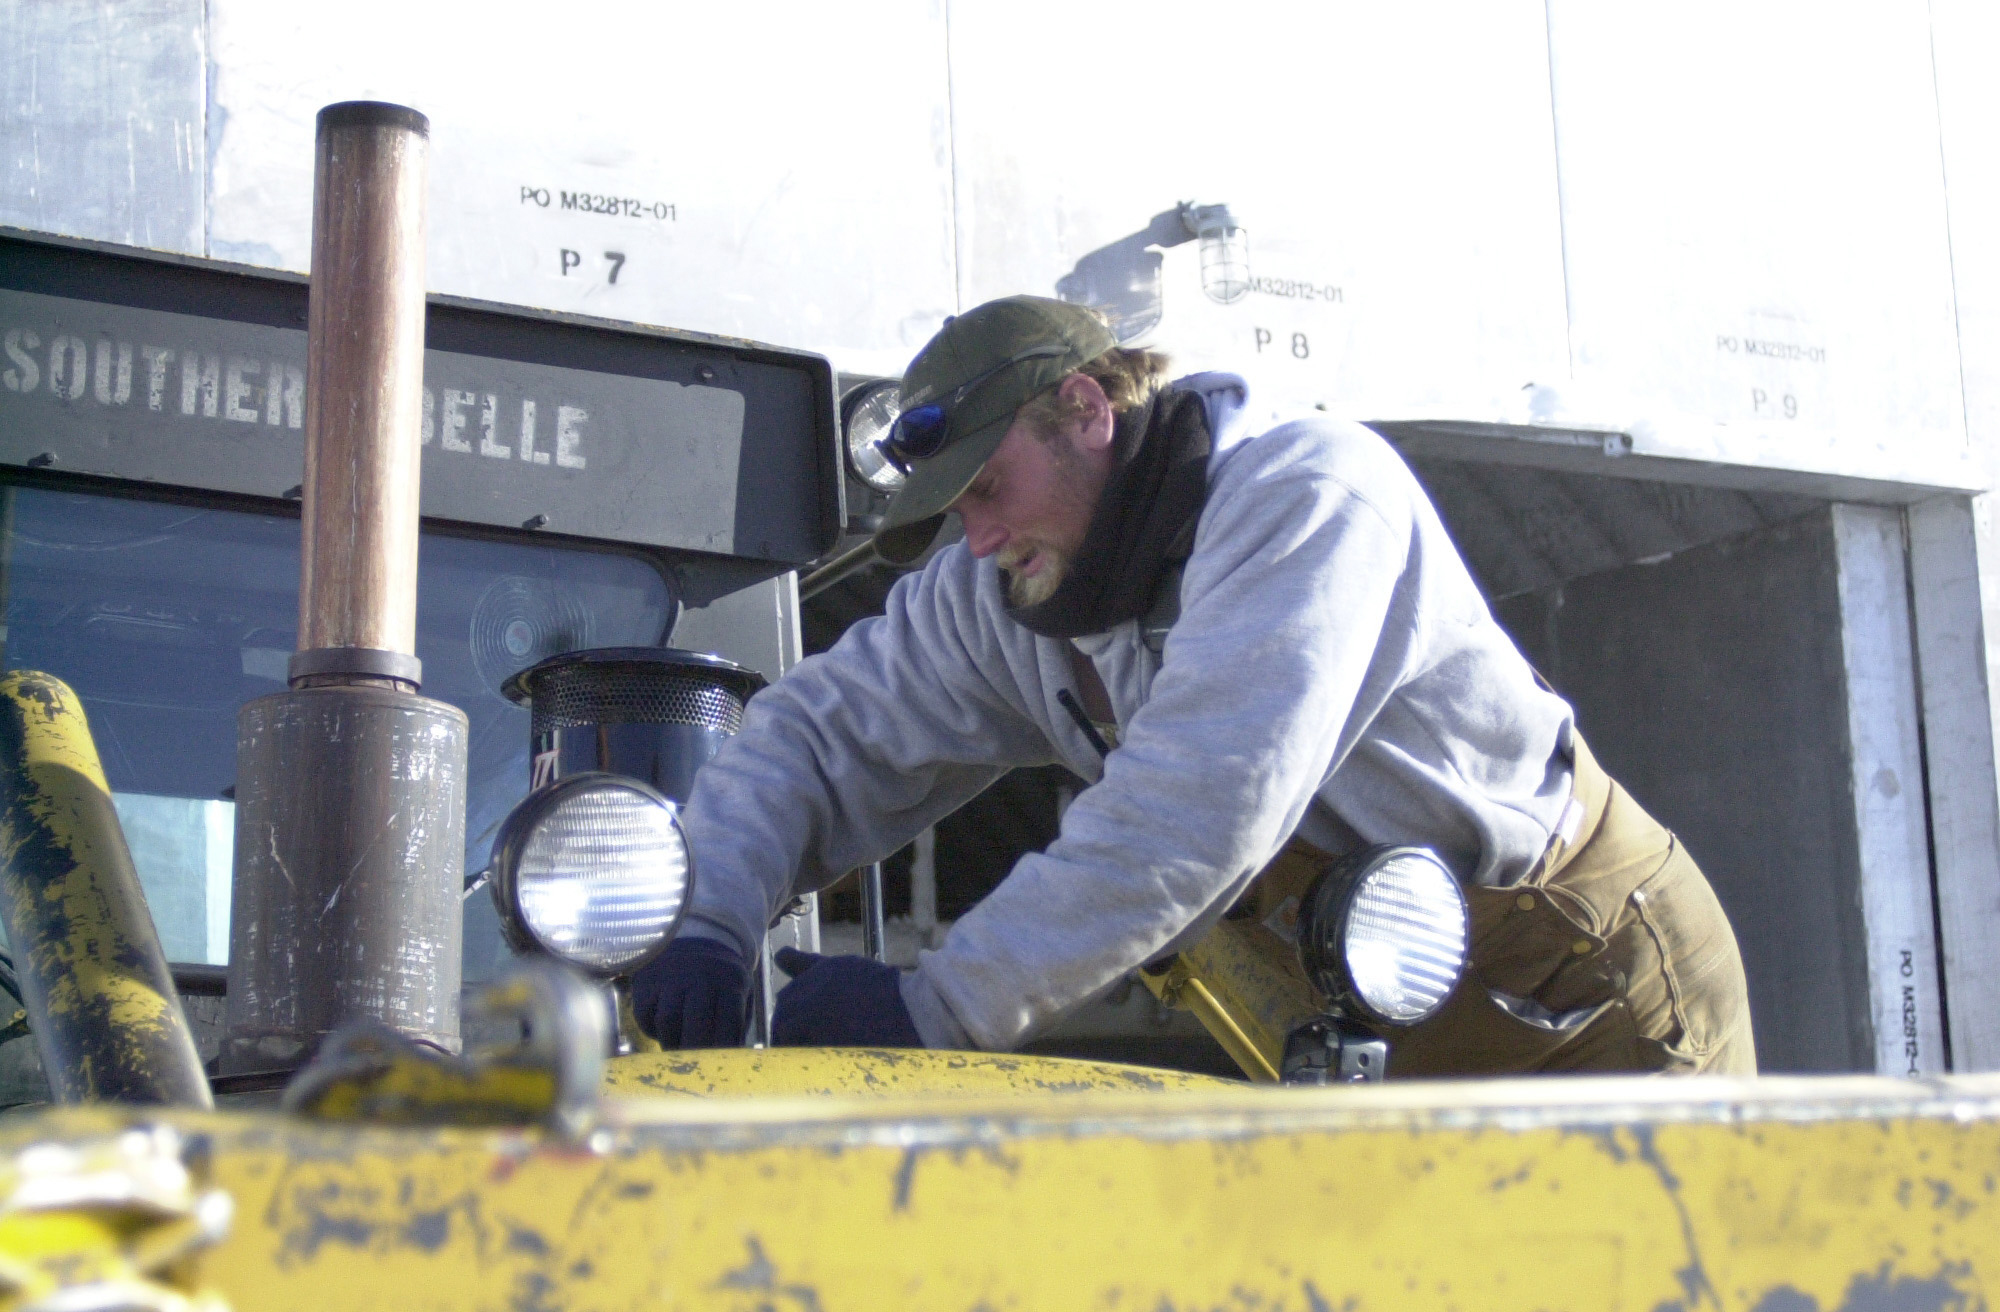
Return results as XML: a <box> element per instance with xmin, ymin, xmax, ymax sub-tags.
<box><xmin>502</xmin><ymin>648</ymin><xmax>765</xmax><ymax>804</ymax></box>
<box><xmin>223</xmin><ymin>102</ymin><xmax>469</xmax><ymax>1074</ymax></box>
<box><xmin>227</xmin><ymin>689</ymin><xmax>466</xmax><ymax>1073</ymax></box>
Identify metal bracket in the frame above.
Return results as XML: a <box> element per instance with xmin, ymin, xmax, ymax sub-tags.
<box><xmin>1280</xmin><ymin>1016</ymin><xmax>1389</xmax><ymax>1085</ymax></box>
<box><xmin>287</xmin><ymin>646</ymin><xmax>423</xmax><ymax>688</ymax></box>
<box><xmin>281</xmin><ymin>958</ymin><xmax>607</xmax><ymax>1137</ymax></box>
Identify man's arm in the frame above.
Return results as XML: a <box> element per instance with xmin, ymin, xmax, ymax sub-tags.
<box><xmin>673</xmin><ymin>547</ymin><xmax>1063</xmax><ymax>963</ymax></box>
<box><xmin>908</xmin><ymin>420</ymin><xmax>1424</xmax><ymax>1051</ymax></box>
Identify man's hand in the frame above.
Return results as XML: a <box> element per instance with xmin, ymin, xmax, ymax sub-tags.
<box><xmin>771</xmin><ymin>948</ymin><xmax>924</xmax><ymax>1047</ymax></box>
<box><xmin>630</xmin><ymin>936</ymin><xmax>752</xmax><ymax>1047</ymax></box>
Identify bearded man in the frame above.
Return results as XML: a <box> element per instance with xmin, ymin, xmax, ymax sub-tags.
<box><xmin>631</xmin><ymin>295</ymin><xmax>1756</xmax><ymax>1077</ymax></box>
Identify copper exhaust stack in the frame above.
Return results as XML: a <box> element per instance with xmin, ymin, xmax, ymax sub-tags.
<box><xmin>295</xmin><ymin>100</ymin><xmax>429</xmax><ymax>683</ymax></box>
<box><xmin>223</xmin><ymin>102</ymin><xmax>469</xmax><ymax>1074</ymax></box>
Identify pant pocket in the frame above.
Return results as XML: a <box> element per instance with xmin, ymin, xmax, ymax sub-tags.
<box><xmin>1391</xmin><ymin>881</ymin><xmax>1639</xmax><ymax>1078</ymax></box>
<box><xmin>1389</xmin><ymin>976</ymin><xmax>1643</xmax><ymax>1077</ymax></box>
<box><xmin>1619</xmin><ymin>838</ymin><xmax>1755</xmax><ymax>1072</ymax></box>
<box><xmin>1487</xmin><ymin>989</ymin><xmax>1611</xmax><ymax>1034</ymax></box>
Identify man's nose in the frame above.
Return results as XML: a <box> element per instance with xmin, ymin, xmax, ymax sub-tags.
<box><xmin>959</xmin><ymin>509</ymin><xmax>1007</xmax><ymax>558</ymax></box>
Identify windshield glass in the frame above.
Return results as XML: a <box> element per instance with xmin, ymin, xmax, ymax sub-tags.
<box><xmin>0</xmin><ymin>484</ymin><xmax>676</xmax><ymax>979</ymax></box>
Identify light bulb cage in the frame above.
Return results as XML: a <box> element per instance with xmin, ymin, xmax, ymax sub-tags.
<box><xmin>1197</xmin><ymin>226</ymin><xmax>1251</xmax><ymax>305</ymax></box>
<box><xmin>840</xmin><ymin>378</ymin><xmax>907</xmax><ymax>496</ymax></box>
<box><xmin>1179</xmin><ymin>201</ymin><xmax>1252</xmax><ymax>306</ymax></box>
<box><xmin>490</xmin><ymin>771</ymin><xmax>694</xmax><ymax>978</ymax></box>
<box><xmin>1296</xmin><ymin>844</ymin><xmax>1470</xmax><ymax>1028</ymax></box>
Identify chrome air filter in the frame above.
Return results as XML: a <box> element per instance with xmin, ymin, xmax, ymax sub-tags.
<box><xmin>503</xmin><ymin>648</ymin><xmax>766</xmax><ymax>804</ymax></box>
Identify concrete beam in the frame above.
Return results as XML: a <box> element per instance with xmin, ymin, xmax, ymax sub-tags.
<box><xmin>1907</xmin><ymin>494</ymin><xmax>2000</xmax><ymax>1070</ymax></box>
<box><xmin>1831</xmin><ymin>504</ymin><xmax>1947</xmax><ymax>1074</ymax></box>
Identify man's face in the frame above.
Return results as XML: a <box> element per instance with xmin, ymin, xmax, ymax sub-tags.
<box><xmin>948</xmin><ymin>375</ymin><xmax>1116</xmax><ymax>608</ymax></box>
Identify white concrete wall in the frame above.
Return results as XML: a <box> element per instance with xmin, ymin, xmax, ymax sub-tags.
<box><xmin>7</xmin><ymin>0</ymin><xmax>1983</xmax><ymax>492</ymax></box>
<box><xmin>0</xmin><ymin>1</ymin><xmax>207</xmax><ymax>253</ymax></box>
<box><xmin>1544</xmin><ymin>3</ymin><xmax>1967</xmax><ymax>491</ymax></box>
<box><xmin>945</xmin><ymin>2</ymin><xmax>1570</xmax><ymax>428</ymax></box>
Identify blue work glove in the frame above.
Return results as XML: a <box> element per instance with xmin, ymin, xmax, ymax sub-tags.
<box><xmin>630</xmin><ymin>936</ymin><xmax>752</xmax><ymax>1048</ymax></box>
<box><xmin>772</xmin><ymin>948</ymin><xmax>924</xmax><ymax>1048</ymax></box>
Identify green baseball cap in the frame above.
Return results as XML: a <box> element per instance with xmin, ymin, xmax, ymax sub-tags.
<box><xmin>873</xmin><ymin>296</ymin><xmax>1118</xmax><ymax>564</ymax></box>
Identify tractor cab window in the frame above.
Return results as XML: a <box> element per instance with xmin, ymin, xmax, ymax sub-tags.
<box><xmin>0</xmin><ymin>484</ymin><xmax>677</xmax><ymax>979</ymax></box>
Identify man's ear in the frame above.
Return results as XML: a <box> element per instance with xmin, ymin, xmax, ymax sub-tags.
<box><xmin>1059</xmin><ymin>373</ymin><xmax>1116</xmax><ymax>453</ymax></box>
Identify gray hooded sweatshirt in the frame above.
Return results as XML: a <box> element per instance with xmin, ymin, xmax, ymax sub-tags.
<box><xmin>676</xmin><ymin>373</ymin><xmax>1575</xmax><ymax>1051</ymax></box>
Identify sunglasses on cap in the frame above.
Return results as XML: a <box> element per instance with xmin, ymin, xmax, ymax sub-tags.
<box><xmin>878</xmin><ymin>343</ymin><xmax>1072</xmax><ymax>474</ymax></box>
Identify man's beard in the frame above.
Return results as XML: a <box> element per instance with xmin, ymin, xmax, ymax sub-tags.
<box><xmin>998</xmin><ymin>431</ymin><xmax>1099</xmax><ymax>609</ymax></box>
<box><xmin>1000</xmin><ymin>543</ymin><xmax>1070</xmax><ymax>607</ymax></box>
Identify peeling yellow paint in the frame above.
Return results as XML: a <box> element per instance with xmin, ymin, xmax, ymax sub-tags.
<box><xmin>0</xmin><ymin>675</ymin><xmax>108</xmax><ymax>794</ymax></box>
<box><xmin>3</xmin><ymin>1072</ymin><xmax>1996</xmax><ymax>1311</ymax></box>
<box><xmin>602</xmin><ymin>1046</ymin><xmax>1236</xmax><ymax>1099</ymax></box>
<box><xmin>295</xmin><ymin>1054</ymin><xmax>562</xmax><ymax>1126</ymax></box>
<box><xmin>0</xmin><ymin>671</ymin><xmax>210</xmax><ymax>1107</ymax></box>
<box><xmin>48</xmin><ymin>965</ymin><xmax>180</xmax><ymax>1038</ymax></box>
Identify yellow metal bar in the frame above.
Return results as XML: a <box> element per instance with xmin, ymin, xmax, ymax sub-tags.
<box><xmin>602</xmin><ymin>1046</ymin><xmax>1237</xmax><ymax>1098</ymax></box>
<box><xmin>1176</xmin><ymin>975</ymin><xmax>1280</xmax><ymax>1082</ymax></box>
<box><xmin>3</xmin><ymin>1070</ymin><xmax>1997</xmax><ymax>1310</ymax></box>
<box><xmin>0</xmin><ymin>671</ymin><xmax>210</xmax><ymax>1108</ymax></box>
<box><xmin>1180</xmin><ymin>918</ymin><xmax>1325</xmax><ymax>1073</ymax></box>
<box><xmin>1139</xmin><ymin>922</ymin><xmax>1314</xmax><ymax>1082</ymax></box>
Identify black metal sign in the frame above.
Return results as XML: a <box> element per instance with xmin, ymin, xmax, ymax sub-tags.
<box><xmin>0</xmin><ymin>229</ymin><xmax>842</xmax><ymax>578</ymax></box>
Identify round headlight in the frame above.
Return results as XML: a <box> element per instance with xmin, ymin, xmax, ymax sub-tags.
<box><xmin>841</xmin><ymin>379</ymin><xmax>905</xmax><ymax>495</ymax></box>
<box><xmin>1297</xmin><ymin>845</ymin><xmax>1468</xmax><ymax>1027</ymax></box>
<box><xmin>491</xmin><ymin>772</ymin><xmax>692</xmax><ymax>976</ymax></box>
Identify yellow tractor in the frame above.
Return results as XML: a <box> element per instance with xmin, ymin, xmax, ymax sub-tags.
<box><xmin>0</xmin><ymin>103</ymin><xmax>1994</xmax><ymax>1312</ymax></box>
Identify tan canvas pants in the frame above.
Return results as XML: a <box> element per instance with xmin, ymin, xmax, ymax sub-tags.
<box><xmin>1239</xmin><ymin>735</ymin><xmax>1755</xmax><ymax>1077</ymax></box>
<box><xmin>1382</xmin><ymin>735</ymin><xmax>1756</xmax><ymax>1076</ymax></box>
